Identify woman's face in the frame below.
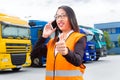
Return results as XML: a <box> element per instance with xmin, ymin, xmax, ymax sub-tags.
<box><xmin>55</xmin><ymin>9</ymin><xmax>71</xmax><ymax>32</ymax></box>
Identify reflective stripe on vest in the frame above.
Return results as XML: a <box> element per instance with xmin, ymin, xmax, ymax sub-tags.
<box><xmin>46</xmin><ymin>70</ymin><xmax>83</xmax><ymax>77</ymax></box>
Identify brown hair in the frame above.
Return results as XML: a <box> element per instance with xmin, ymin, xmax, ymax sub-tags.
<box><xmin>53</xmin><ymin>5</ymin><xmax>79</xmax><ymax>43</ymax></box>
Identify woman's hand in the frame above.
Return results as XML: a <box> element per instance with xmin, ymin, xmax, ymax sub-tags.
<box><xmin>42</xmin><ymin>22</ymin><xmax>56</xmax><ymax>38</ymax></box>
<box><xmin>56</xmin><ymin>33</ymin><xmax>68</xmax><ymax>55</ymax></box>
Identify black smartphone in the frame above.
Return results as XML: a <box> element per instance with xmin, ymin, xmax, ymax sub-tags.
<box><xmin>51</xmin><ymin>20</ymin><xmax>57</xmax><ymax>28</ymax></box>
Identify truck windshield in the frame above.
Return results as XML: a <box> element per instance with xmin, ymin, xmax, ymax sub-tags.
<box><xmin>87</xmin><ymin>34</ymin><xmax>93</xmax><ymax>42</ymax></box>
<box><xmin>1</xmin><ymin>23</ymin><xmax>30</xmax><ymax>39</ymax></box>
<box><xmin>94</xmin><ymin>34</ymin><xmax>105</xmax><ymax>42</ymax></box>
<box><xmin>100</xmin><ymin>34</ymin><xmax>105</xmax><ymax>42</ymax></box>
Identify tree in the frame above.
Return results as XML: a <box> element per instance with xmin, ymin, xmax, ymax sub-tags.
<box><xmin>118</xmin><ymin>35</ymin><xmax>120</xmax><ymax>47</ymax></box>
<box><xmin>103</xmin><ymin>31</ymin><xmax>113</xmax><ymax>49</ymax></box>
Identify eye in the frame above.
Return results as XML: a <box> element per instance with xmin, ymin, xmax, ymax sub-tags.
<box><xmin>54</xmin><ymin>14</ymin><xmax>67</xmax><ymax>19</ymax></box>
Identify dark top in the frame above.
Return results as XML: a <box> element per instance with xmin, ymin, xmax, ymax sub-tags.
<box><xmin>31</xmin><ymin>35</ymin><xmax>86</xmax><ymax>67</ymax></box>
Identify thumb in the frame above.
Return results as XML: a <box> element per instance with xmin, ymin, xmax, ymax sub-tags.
<box><xmin>59</xmin><ymin>33</ymin><xmax>65</xmax><ymax>41</ymax></box>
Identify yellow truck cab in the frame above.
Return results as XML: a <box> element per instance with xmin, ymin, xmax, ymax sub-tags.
<box><xmin>0</xmin><ymin>13</ymin><xmax>31</xmax><ymax>71</ymax></box>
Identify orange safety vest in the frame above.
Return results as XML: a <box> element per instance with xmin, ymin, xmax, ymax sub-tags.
<box><xmin>46</xmin><ymin>32</ymin><xmax>86</xmax><ymax>80</ymax></box>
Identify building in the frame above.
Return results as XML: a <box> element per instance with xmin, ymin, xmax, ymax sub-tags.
<box><xmin>94</xmin><ymin>22</ymin><xmax>120</xmax><ymax>54</ymax></box>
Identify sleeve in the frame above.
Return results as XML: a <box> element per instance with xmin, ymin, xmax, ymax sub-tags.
<box><xmin>31</xmin><ymin>36</ymin><xmax>47</xmax><ymax>58</ymax></box>
<box><xmin>63</xmin><ymin>36</ymin><xmax>86</xmax><ymax>66</ymax></box>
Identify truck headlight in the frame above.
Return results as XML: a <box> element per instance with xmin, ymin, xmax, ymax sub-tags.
<box><xmin>1</xmin><ymin>58</ymin><xmax>8</xmax><ymax>62</ymax></box>
<box><xmin>85</xmin><ymin>52</ymin><xmax>89</xmax><ymax>55</ymax></box>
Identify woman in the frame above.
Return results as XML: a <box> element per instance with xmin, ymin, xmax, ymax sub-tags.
<box><xmin>32</xmin><ymin>5</ymin><xmax>86</xmax><ymax>80</ymax></box>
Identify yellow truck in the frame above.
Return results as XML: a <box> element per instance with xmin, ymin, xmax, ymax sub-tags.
<box><xmin>0</xmin><ymin>13</ymin><xmax>31</xmax><ymax>71</ymax></box>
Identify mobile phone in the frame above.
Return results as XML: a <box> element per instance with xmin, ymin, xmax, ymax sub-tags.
<box><xmin>51</xmin><ymin>20</ymin><xmax>57</xmax><ymax>28</ymax></box>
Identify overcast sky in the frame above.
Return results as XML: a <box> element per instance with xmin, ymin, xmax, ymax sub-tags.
<box><xmin>0</xmin><ymin>0</ymin><xmax>120</xmax><ymax>27</ymax></box>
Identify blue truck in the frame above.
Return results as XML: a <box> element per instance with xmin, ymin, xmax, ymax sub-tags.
<box><xmin>89</xmin><ymin>28</ymin><xmax>107</xmax><ymax>60</ymax></box>
<box><xmin>29</xmin><ymin>20</ymin><xmax>97</xmax><ymax>67</ymax></box>
<box><xmin>80</xmin><ymin>26</ymin><xmax>107</xmax><ymax>60</ymax></box>
<box><xmin>80</xmin><ymin>28</ymin><xmax>96</xmax><ymax>62</ymax></box>
<box><xmin>28</xmin><ymin>20</ymin><xmax>48</xmax><ymax>67</ymax></box>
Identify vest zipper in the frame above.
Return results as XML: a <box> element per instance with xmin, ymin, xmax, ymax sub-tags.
<box><xmin>53</xmin><ymin>53</ymin><xmax>58</xmax><ymax>80</ymax></box>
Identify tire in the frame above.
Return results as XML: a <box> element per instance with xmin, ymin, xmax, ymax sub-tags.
<box><xmin>95</xmin><ymin>57</ymin><xmax>99</xmax><ymax>61</ymax></box>
<box><xmin>31</xmin><ymin>57</ymin><xmax>43</xmax><ymax>67</ymax></box>
<box><xmin>95</xmin><ymin>56</ymin><xmax>100</xmax><ymax>61</ymax></box>
<box><xmin>12</xmin><ymin>68</ymin><xmax>21</xmax><ymax>71</ymax></box>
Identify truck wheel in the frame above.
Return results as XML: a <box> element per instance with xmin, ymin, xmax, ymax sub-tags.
<box><xmin>33</xmin><ymin>57</ymin><xmax>43</xmax><ymax>67</ymax></box>
<box><xmin>95</xmin><ymin>56</ymin><xmax>100</xmax><ymax>61</ymax></box>
<box><xmin>33</xmin><ymin>58</ymin><xmax>39</xmax><ymax>65</ymax></box>
<box><xmin>12</xmin><ymin>68</ymin><xmax>21</xmax><ymax>71</ymax></box>
<box><xmin>38</xmin><ymin>57</ymin><xmax>43</xmax><ymax>67</ymax></box>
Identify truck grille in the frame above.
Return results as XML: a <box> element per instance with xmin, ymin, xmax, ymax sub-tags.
<box><xmin>88</xmin><ymin>45</ymin><xmax>95</xmax><ymax>50</ymax></box>
<box><xmin>11</xmin><ymin>53</ymin><xmax>26</xmax><ymax>65</ymax></box>
<box><xmin>6</xmin><ymin>43</ymin><xmax>31</xmax><ymax>53</ymax></box>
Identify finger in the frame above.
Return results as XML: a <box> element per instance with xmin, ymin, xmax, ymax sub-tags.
<box><xmin>56</xmin><ymin>46</ymin><xmax>66</xmax><ymax>53</ymax></box>
<box><xmin>48</xmin><ymin>21</ymin><xmax>56</xmax><ymax>30</ymax></box>
<box><xmin>56</xmin><ymin>44</ymin><xmax>66</xmax><ymax>49</ymax></box>
<box><xmin>57</xmin><ymin>48</ymin><xmax>66</xmax><ymax>54</ymax></box>
<box><xmin>44</xmin><ymin>23</ymin><xmax>51</xmax><ymax>30</ymax></box>
<box><xmin>48</xmin><ymin>23</ymin><xmax>53</xmax><ymax>29</ymax></box>
<box><xmin>59</xmin><ymin>33</ymin><xmax>65</xmax><ymax>41</ymax></box>
<box><xmin>45</xmin><ymin>22</ymin><xmax>53</xmax><ymax>30</ymax></box>
<box><xmin>48</xmin><ymin>22</ymin><xmax>57</xmax><ymax>31</ymax></box>
<box><xmin>52</xmin><ymin>27</ymin><xmax>56</xmax><ymax>32</ymax></box>
<box><xmin>56</xmin><ymin>41</ymin><xmax>65</xmax><ymax>46</ymax></box>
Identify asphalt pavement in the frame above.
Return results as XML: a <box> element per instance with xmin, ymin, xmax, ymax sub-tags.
<box><xmin>0</xmin><ymin>55</ymin><xmax>120</xmax><ymax>80</ymax></box>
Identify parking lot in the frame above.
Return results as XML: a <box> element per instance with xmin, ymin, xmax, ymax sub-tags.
<box><xmin>0</xmin><ymin>55</ymin><xmax>120</xmax><ymax>80</ymax></box>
